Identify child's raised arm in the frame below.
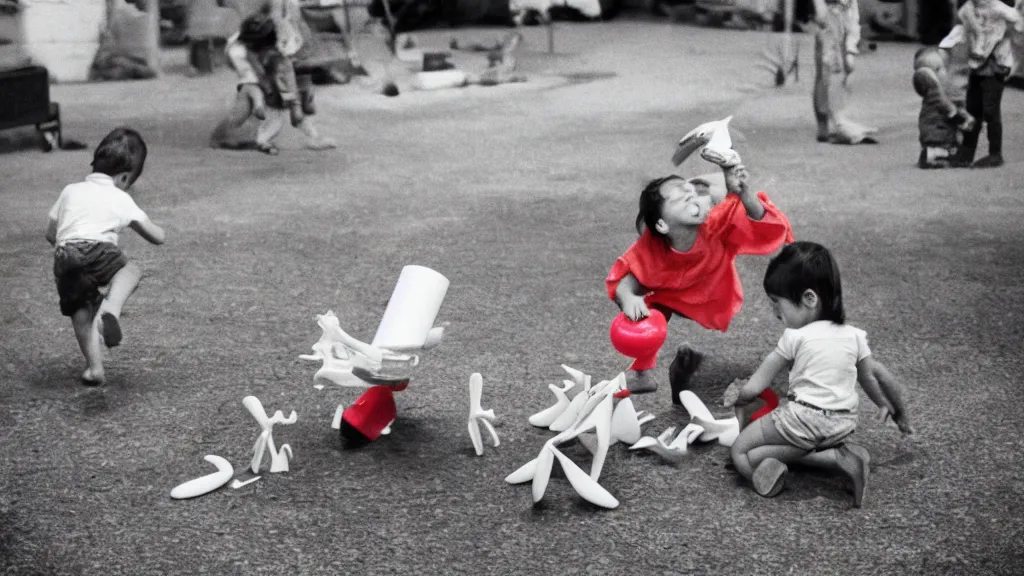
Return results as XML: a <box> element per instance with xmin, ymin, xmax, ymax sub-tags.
<box><xmin>130</xmin><ymin>217</ymin><xmax>166</xmax><ymax>245</ymax></box>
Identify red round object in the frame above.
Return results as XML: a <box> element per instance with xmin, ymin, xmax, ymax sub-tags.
<box><xmin>609</xmin><ymin>310</ymin><xmax>668</xmax><ymax>371</ymax></box>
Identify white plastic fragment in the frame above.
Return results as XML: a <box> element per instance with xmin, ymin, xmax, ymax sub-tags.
<box><xmin>170</xmin><ymin>455</ymin><xmax>234</xmax><ymax>499</ymax></box>
<box><xmin>467</xmin><ymin>373</ymin><xmax>499</xmax><ymax>456</ymax></box>
<box><xmin>243</xmin><ymin>396</ymin><xmax>297</xmax><ymax>474</ymax></box>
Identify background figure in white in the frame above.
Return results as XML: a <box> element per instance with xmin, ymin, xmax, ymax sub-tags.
<box><xmin>811</xmin><ymin>0</ymin><xmax>877</xmax><ymax>144</ymax></box>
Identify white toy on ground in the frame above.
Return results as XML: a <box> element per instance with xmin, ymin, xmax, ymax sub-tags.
<box><xmin>467</xmin><ymin>373</ymin><xmax>499</xmax><ymax>456</ymax></box>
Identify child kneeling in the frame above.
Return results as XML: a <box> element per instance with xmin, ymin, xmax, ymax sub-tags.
<box><xmin>726</xmin><ymin>242</ymin><xmax>911</xmax><ymax>507</ymax></box>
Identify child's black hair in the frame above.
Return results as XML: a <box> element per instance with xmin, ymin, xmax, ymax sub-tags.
<box><xmin>91</xmin><ymin>127</ymin><xmax>147</xmax><ymax>180</ymax></box>
<box><xmin>238</xmin><ymin>11</ymin><xmax>277</xmax><ymax>52</ymax></box>
<box><xmin>635</xmin><ymin>175</ymin><xmax>683</xmax><ymax>239</ymax></box>
<box><xmin>763</xmin><ymin>241</ymin><xmax>845</xmax><ymax>324</ymax></box>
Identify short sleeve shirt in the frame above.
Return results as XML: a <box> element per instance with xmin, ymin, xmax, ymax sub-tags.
<box><xmin>48</xmin><ymin>173</ymin><xmax>148</xmax><ymax>246</ymax></box>
<box><xmin>775</xmin><ymin>320</ymin><xmax>871</xmax><ymax>412</ymax></box>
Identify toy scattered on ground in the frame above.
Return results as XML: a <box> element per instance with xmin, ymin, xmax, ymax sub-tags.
<box><xmin>170</xmin><ymin>455</ymin><xmax>234</xmax><ymax>499</ymax></box>
<box><xmin>299</xmin><ymin>265</ymin><xmax>449</xmax><ymax>444</ymax></box>
<box><xmin>628</xmin><ymin>423</ymin><xmax>704</xmax><ymax>464</ymax></box>
<box><xmin>507</xmin><ymin>369</ymin><xmax>655</xmax><ymax>509</ymax></box>
<box><xmin>244</xmin><ymin>396</ymin><xmax>297</xmax><ymax>473</ymax></box>
<box><xmin>467</xmin><ymin>373</ymin><xmax>500</xmax><ymax>456</ymax></box>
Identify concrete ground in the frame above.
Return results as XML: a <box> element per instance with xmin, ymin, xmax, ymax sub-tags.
<box><xmin>2</xmin><ymin>16</ymin><xmax>1023</xmax><ymax>576</ymax></box>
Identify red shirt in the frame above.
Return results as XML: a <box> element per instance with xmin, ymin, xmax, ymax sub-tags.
<box><xmin>606</xmin><ymin>191</ymin><xmax>794</xmax><ymax>332</ymax></box>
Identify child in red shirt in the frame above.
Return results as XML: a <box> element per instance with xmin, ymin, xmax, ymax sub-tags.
<box><xmin>606</xmin><ymin>153</ymin><xmax>794</xmax><ymax>401</ymax></box>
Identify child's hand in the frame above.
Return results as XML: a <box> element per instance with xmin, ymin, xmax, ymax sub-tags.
<box><xmin>722</xmin><ymin>378</ymin><xmax>747</xmax><ymax>407</ymax></box>
<box><xmin>621</xmin><ymin>296</ymin><xmax>650</xmax><ymax>322</ymax></box>
<box><xmin>878</xmin><ymin>407</ymin><xmax>914</xmax><ymax>436</ymax></box>
<box><xmin>701</xmin><ymin>147</ymin><xmax>741</xmax><ymax>168</ymax></box>
<box><xmin>724</xmin><ymin>164</ymin><xmax>749</xmax><ymax>195</ymax></box>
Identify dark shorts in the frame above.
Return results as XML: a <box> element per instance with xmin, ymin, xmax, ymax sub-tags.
<box><xmin>53</xmin><ymin>241</ymin><xmax>128</xmax><ymax>317</ymax></box>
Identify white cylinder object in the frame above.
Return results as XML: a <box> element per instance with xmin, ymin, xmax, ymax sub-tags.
<box><xmin>371</xmin><ymin>265</ymin><xmax>449</xmax><ymax>350</ymax></box>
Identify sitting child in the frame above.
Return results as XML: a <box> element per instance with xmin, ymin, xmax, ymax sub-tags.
<box><xmin>913</xmin><ymin>46</ymin><xmax>976</xmax><ymax>168</ymax></box>
<box><xmin>726</xmin><ymin>242</ymin><xmax>911</xmax><ymax>507</ymax></box>
<box><xmin>45</xmin><ymin>128</ymin><xmax>166</xmax><ymax>385</ymax></box>
<box><xmin>605</xmin><ymin>150</ymin><xmax>794</xmax><ymax>402</ymax></box>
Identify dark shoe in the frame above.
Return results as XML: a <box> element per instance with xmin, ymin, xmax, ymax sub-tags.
<box><xmin>972</xmin><ymin>154</ymin><xmax>1004</xmax><ymax>168</ymax></box>
<box><xmin>752</xmin><ymin>458</ymin><xmax>788</xmax><ymax>498</ymax></box>
<box><xmin>626</xmin><ymin>369</ymin><xmax>659</xmax><ymax>393</ymax></box>
<box><xmin>669</xmin><ymin>343</ymin><xmax>705</xmax><ymax>405</ymax></box>
<box><xmin>99</xmin><ymin>312</ymin><xmax>122</xmax><ymax>348</ymax></box>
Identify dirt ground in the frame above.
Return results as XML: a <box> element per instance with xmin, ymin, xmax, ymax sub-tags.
<box><xmin>2</xmin><ymin>16</ymin><xmax>1023</xmax><ymax>576</ymax></box>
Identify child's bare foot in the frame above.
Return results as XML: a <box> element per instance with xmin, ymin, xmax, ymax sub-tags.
<box><xmin>305</xmin><ymin>137</ymin><xmax>337</xmax><ymax>150</ymax></box>
<box><xmin>626</xmin><ymin>369</ymin><xmax>659</xmax><ymax>393</ymax></box>
<box><xmin>99</xmin><ymin>311</ymin><xmax>122</xmax><ymax>348</ymax></box>
<box><xmin>669</xmin><ymin>343</ymin><xmax>704</xmax><ymax>405</ymax></box>
<box><xmin>752</xmin><ymin>457</ymin><xmax>787</xmax><ymax>498</ymax></box>
<box><xmin>836</xmin><ymin>444</ymin><xmax>870</xmax><ymax>507</ymax></box>
<box><xmin>81</xmin><ymin>368</ymin><xmax>105</xmax><ymax>386</ymax></box>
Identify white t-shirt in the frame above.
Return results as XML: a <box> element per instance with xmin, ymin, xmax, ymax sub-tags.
<box><xmin>774</xmin><ymin>320</ymin><xmax>872</xmax><ymax>412</ymax></box>
<box><xmin>48</xmin><ymin>173</ymin><xmax>149</xmax><ymax>246</ymax></box>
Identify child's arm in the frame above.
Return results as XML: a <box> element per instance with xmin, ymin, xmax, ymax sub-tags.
<box><xmin>857</xmin><ymin>357</ymin><xmax>913</xmax><ymax>435</ymax></box>
<box><xmin>130</xmin><ymin>217</ymin><xmax>166</xmax><ymax>245</ymax></box>
<box><xmin>732</xmin><ymin>351</ymin><xmax>790</xmax><ymax>406</ymax></box>
<box><xmin>614</xmin><ymin>273</ymin><xmax>650</xmax><ymax>321</ymax></box>
<box><xmin>725</xmin><ymin>165</ymin><xmax>766</xmax><ymax>221</ymax></box>
<box><xmin>45</xmin><ymin>217</ymin><xmax>57</xmax><ymax>246</ymax></box>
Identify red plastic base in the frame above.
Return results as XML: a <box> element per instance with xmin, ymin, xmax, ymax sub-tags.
<box><xmin>340</xmin><ymin>385</ymin><xmax>397</xmax><ymax>443</ymax></box>
<box><xmin>750</xmin><ymin>389</ymin><xmax>780</xmax><ymax>422</ymax></box>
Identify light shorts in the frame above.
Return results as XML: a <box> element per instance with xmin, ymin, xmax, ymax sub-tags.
<box><xmin>770</xmin><ymin>400</ymin><xmax>858</xmax><ymax>451</ymax></box>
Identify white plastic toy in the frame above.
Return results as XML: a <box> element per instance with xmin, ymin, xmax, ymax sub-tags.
<box><xmin>672</xmin><ymin>116</ymin><xmax>735</xmax><ymax>167</ymax></box>
<box><xmin>467</xmin><ymin>373</ymin><xmax>499</xmax><ymax>456</ymax></box>
<box><xmin>244</xmin><ymin>396</ymin><xmax>297</xmax><ymax>474</ymax></box>
<box><xmin>678</xmin><ymin>390</ymin><xmax>740</xmax><ymax>447</ymax></box>
<box><xmin>628</xmin><ymin>423</ymin><xmax>705</xmax><ymax>465</ymax></box>
<box><xmin>300</xmin><ymin>265</ymin><xmax>450</xmax><ymax>445</ymax></box>
<box><xmin>507</xmin><ymin>370</ymin><xmax>642</xmax><ymax>509</ymax></box>
<box><xmin>528</xmin><ymin>380</ymin><xmax>574</xmax><ymax>428</ymax></box>
<box><xmin>170</xmin><ymin>455</ymin><xmax>234</xmax><ymax>499</ymax></box>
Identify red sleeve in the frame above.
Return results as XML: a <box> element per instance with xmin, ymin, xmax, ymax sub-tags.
<box><xmin>605</xmin><ymin>232</ymin><xmax>664</xmax><ymax>302</ymax></box>
<box><xmin>712</xmin><ymin>191</ymin><xmax>794</xmax><ymax>254</ymax></box>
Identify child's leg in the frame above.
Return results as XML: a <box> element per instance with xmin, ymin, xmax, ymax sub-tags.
<box><xmin>267</xmin><ymin>53</ymin><xmax>303</xmax><ymax>127</ymax></box>
<box><xmin>256</xmin><ymin>109</ymin><xmax>287</xmax><ymax>154</ymax></box>
<box><xmin>730</xmin><ymin>416</ymin><xmax>809</xmax><ymax>497</ymax></box>
<box><xmin>958</xmin><ymin>74</ymin><xmax>985</xmax><ymax>164</ymax></box>
<box><xmin>798</xmin><ymin>443</ymin><xmax>871</xmax><ymax>507</ymax></box>
<box><xmin>97</xmin><ymin>262</ymin><xmax>142</xmax><ymax>348</ymax></box>
<box><xmin>973</xmin><ymin>75</ymin><xmax>1006</xmax><ymax>166</ymax></box>
<box><xmin>72</xmin><ymin>306</ymin><xmax>104</xmax><ymax>384</ymax></box>
<box><xmin>297</xmin><ymin>117</ymin><xmax>337</xmax><ymax>150</ymax></box>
